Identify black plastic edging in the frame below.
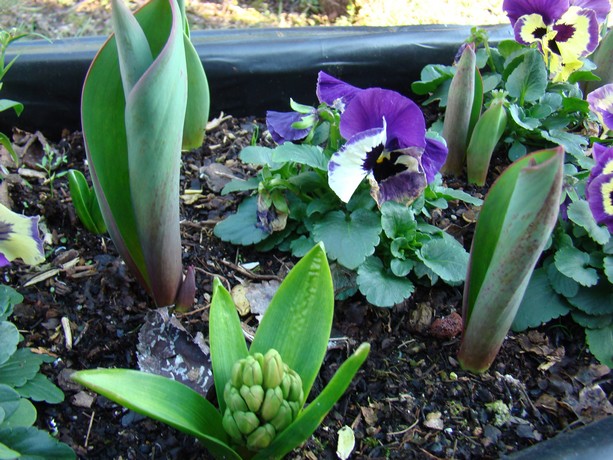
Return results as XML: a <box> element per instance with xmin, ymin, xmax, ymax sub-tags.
<box><xmin>0</xmin><ymin>25</ymin><xmax>512</xmax><ymax>137</ymax></box>
<box><xmin>505</xmin><ymin>416</ymin><xmax>613</xmax><ymax>460</ymax></box>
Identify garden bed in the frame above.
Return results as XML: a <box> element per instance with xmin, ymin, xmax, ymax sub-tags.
<box><xmin>1</xmin><ymin>114</ymin><xmax>611</xmax><ymax>459</ymax></box>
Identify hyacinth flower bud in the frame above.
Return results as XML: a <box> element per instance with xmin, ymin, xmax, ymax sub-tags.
<box><xmin>221</xmin><ymin>349</ymin><xmax>304</xmax><ymax>451</ymax></box>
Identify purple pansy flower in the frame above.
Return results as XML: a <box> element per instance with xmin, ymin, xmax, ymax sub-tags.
<box><xmin>327</xmin><ymin>87</ymin><xmax>447</xmax><ymax>205</ymax></box>
<box><xmin>586</xmin><ymin>143</ymin><xmax>613</xmax><ymax>232</ymax></box>
<box><xmin>587</xmin><ymin>83</ymin><xmax>613</xmax><ymax>132</ymax></box>
<box><xmin>0</xmin><ymin>204</ymin><xmax>45</xmax><ymax>268</ymax></box>
<box><xmin>503</xmin><ymin>0</ymin><xmax>609</xmax><ymax>81</ymax></box>
<box><xmin>266</xmin><ymin>109</ymin><xmax>317</xmax><ymax>144</ymax></box>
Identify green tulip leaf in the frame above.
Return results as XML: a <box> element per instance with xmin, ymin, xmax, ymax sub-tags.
<box><xmin>72</xmin><ymin>369</ymin><xmax>240</xmax><ymax>459</ymax></box>
<box><xmin>459</xmin><ymin>147</ymin><xmax>564</xmax><ymax>373</ymax></box>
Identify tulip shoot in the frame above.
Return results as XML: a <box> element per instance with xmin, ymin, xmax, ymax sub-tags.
<box><xmin>441</xmin><ymin>43</ymin><xmax>476</xmax><ymax>176</ymax></box>
<box><xmin>466</xmin><ymin>96</ymin><xmax>508</xmax><ymax>186</ymax></box>
<box><xmin>81</xmin><ymin>0</ymin><xmax>209</xmax><ymax>307</ymax></box>
<box><xmin>73</xmin><ymin>244</ymin><xmax>369</xmax><ymax>459</ymax></box>
<box><xmin>458</xmin><ymin>147</ymin><xmax>564</xmax><ymax>373</ymax></box>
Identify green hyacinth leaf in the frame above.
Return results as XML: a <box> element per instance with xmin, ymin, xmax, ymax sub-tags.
<box><xmin>72</xmin><ymin>369</ymin><xmax>240</xmax><ymax>459</ymax></box>
<box><xmin>250</xmin><ymin>244</ymin><xmax>334</xmax><ymax>400</ymax></box>
<box><xmin>209</xmin><ymin>278</ymin><xmax>249</xmax><ymax>415</ymax></box>
<box><xmin>459</xmin><ymin>147</ymin><xmax>564</xmax><ymax>373</ymax></box>
<box><xmin>253</xmin><ymin>343</ymin><xmax>370</xmax><ymax>460</ymax></box>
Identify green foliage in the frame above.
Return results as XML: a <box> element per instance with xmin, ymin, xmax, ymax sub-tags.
<box><xmin>0</xmin><ymin>286</ymin><xmax>74</xmax><ymax>458</ymax></box>
<box><xmin>412</xmin><ymin>30</ymin><xmax>596</xmax><ymax>176</ymax></box>
<box><xmin>67</xmin><ymin>170</ymin><xmax>107</xmax><ymax>234</ymax></box>
<box><xmin>513</xmin><ymin>201</ymin><xmax>613</xmax><ymax>367</ymax></box>
<box><xmin>36</xmin><ymin>143</ymin><xmax>68</xmax><ymax>197</ymax></box>
<box><xmin>0</xmin><ymin>29</ymin><xmax>28</xmax><ymax>167</ymax></box>
<box><xmin>215</xmin><ymin>103</ymin><xmax>477</xmax><ymax>307</ymax></box>
<box><xmin>458</xmin><ymin>148</ymin><xmax>564</xmax><ymax>373</ymax></box>
<box><xmin>73</xmin><ymin>244</ymin><xmax>369</xmax><ymax>459</ymax></box>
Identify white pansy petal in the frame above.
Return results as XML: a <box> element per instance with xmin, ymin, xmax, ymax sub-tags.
<box><xmin>328</xmin><ymin>125</ymin><xmax>387</xmax><ymax>203</ymax></box>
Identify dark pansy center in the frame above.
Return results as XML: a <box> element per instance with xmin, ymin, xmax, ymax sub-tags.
<box><xmin>553</xmin><ymin>23</ymin><xmax>576</xmax><ymax>44</ymax></box>
<box><xmin>362</xmin><ymin>143</ymin><xmax>385</xmax><ymax>173</ymax></box>
<box><xmin>371</xmin><ymin>150</ymin><xmax>406</xmax><ymax>182</ymax></box>
<box><xmin>0</xmin><ymin>222</ymin><xmax>13</xmax><ymax>241</ymax></box>
<box><xmin>532</xmin><ymin>27</ymin><xmax>547</xmax><ymax>40</ymax></box>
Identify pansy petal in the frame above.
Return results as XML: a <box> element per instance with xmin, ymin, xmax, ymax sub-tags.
<box><xmin>266</xmin><ymin>110</ymin><xmax>313</xmax><ymax>144</ymax></box>
<box><xmin>503</xmin><ymin>0</ymin><xmax>569</xmax><ymax>26</ymax></box>
<box><xmin>588</xmin><ymin>144</ymin><xmax>613</xmax><ymax>183</ymax></box>
<box><xmin>570</xmin><ymin>0</ymin><xmax>611</xmax><ymax>24</ymax></box>
<box><xmin>340</xmin><ymin>88</ymin><xmax>426</xmax><ymax>151</ymax></box>
<box><xmin>514</xmin><ymin>13</ymin><xmax>550</xmax><ymax>45</ymax></box>
<box><xmin>328</xmin><ymin>125</ymin><xmax>387</xmax><ymax>203</ymax></box>
<box><xmin>316</xmin><ymin>71</ymin><xmax>362</xmax><ymax>110</ymax></box>
<box><xmin>422</xmin><ymin>137</ymin><xmax>448</xmax><ymax>183</ymax></box>
<box><xmin>587</xmin><ymin>84</ymin><xmax>613</xmax><ymax>131</ymax></box>
<box><xmin>586</xmin><ymin>172</ymin><xmax>613</xmax><ymax>232</ymax></box>
<box><xmin>554</xmin><ymin>7</ymin><xmax>600</xmax><ymax>57</ymax></box>
<box><xmin>0</xmin><ymin>204</ymin><xmax>45</xmax><ymax>267</ymax></box>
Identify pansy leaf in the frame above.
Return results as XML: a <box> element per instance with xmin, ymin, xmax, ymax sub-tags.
<box><xmin>604</xmin><ymin>256</ymin><xmax>613</xmax><ymax>284</ymax></box>
<box><xmin>220</xmin><ymin>177</ymin><xmax>260</xmax><ymax>195</ymax></box>
<box><xmin>508</xmin><ymin>104</ymin><xmax>540</xmax><ymax>129</ymax></box>
<box><xmin>417</xmin><ymin>236</ymin><xmax>468</xmax><ymax>284</ymax></box>
<box><xmin>585</xmin><ymin>326</ymin><xmax>613</xmax><ymax>368</ymax></box>
<box><xmin>410</xmin><ymin>64</ymin><xmax>454</xmax><ymax>95</ymax></box>
<box><xmin>567</xmin><ymin>200</ymin><xmax>611</xmax><ymax>245</ymax></box>
<box><xmin>15</xmin><ymin>372</ymin><xmax>63</xmax><ymax>404</ymax></box>
<box><xmin>312</xmin><ymin>209</ymin><xmax>381</xmax><ymax>270</ymax></box>
<box><xmin>512</xmin><ymin>269</ymin><xmax>571</xmax><ymax>332</ymax></box>
<box><xmin>289</xmin><ymin>235</ymin><xmax>316</xmax><ymax>258</ymax></box>
<box><xmin>546</xmin><ymin>261</ymin><xmax>579</xmax><ymax>298</ymax></box>
<box><xmin>554</xmin><ymin>246</ymin><xmax>599</xmax><ymax>287</ymax></box>
<box><xmin>239</xmin><ymin>146</ymin><xmax>282</xmax><ymax>169</ymax></box>
<box><xmin>0</xmin><ymin>426</ymin><xmax>76</xmax><ymax>459</ymax></box>
<box><xmin>213</xmin><ymin>196</ymin><xmax>270</xmax><ymax>245</ymax></box>
<box><xmin>541</xmin><ymin>130</ymin><xmax>590</xmax><ymax>165</ymax></box>
<box><xmin>272</xmin><ymin>143</ymin><xmax>327</xmax><ymax>171</ymax></box>
<box><xmin>381</xmin><ymin>201</ymin><xmax>416</xmax><ymax>239</ymax></box>
<box><xmin>390</xmin><ymin>258</ymin><xmax>415</xmax><ymax>277</ymax></box>
<box><xmin>567</xmin><ymin>283</ymin><xmax>613</xmax><ymax>316</ymax></box>
<box><xmin>505</xmin><ymin>49</ymin><xmax>547</xmax><ymax>103</ymax></box>
<box><xmin>0</xmin><ymin>286</ymin><xmax>23</xmax><ymax>322</ymax></box>
<box><xmin>357</xmin><ymin>256</ymin><xmax>414</xmax><ymax>307</ymax></box>
<box><xmin>572</xmin><ymin>311</ymin><xmax>613</xmax><ymax>329</ymax></box>
<box><xmin>496</xmin><ymin>39</ymin><xmax>525</xmax><ymax>59</ymax></box>
<box><xmin>0</xmin><ymin>322</ymin><xmax>19</xmax><ymax>366</ymax></box>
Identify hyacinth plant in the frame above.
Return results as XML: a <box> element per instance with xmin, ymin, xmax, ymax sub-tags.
<box><xmin>73</xmin><ymin>244</ymin><xmax>369</xmax><ymax>459</ymax></box>
<box><xmin>81</xmin><ymin>0</ymin><xmax>209</xmax><ymax>308</ymax></box>
<box><xmin>215</xmin><ymin>71</ymin><xmax>481</xmax><ymax>307</ymax></box>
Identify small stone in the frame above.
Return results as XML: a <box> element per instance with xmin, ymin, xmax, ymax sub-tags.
<box><xmin>429</xmin><ymin>312</ymin><xmax>463</xmax><ymax>339</ymax></box>
<box><xmin>424</xmin><ymin>411</ymin><xmax>444</xmax><ymax>430</ymax></box>
<box><xmin>71</xmin><ymin>390</ymin><xmax>95</xmax><ymax>408</ymax></box>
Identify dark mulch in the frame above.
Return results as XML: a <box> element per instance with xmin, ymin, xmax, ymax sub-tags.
<box><xmin>2</xmin><ymin>115</ymin><xmax>612</xmax><ymax>459</ymax></box>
